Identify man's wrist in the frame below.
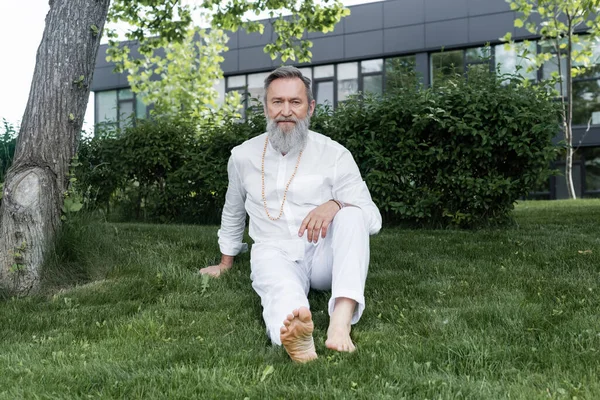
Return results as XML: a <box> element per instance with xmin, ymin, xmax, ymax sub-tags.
<box><xmin>330</xmin><ymin>199</ymin><xmax>345</xmax><ymax>210</ymax></box>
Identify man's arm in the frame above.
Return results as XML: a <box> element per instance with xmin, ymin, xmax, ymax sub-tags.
<box><xmin>331</xmin><ymin>149</ymin><xmax>382</xmax><ymax>234</ymax></box>
<box><xmin>200</xmin><ymin>152</ymin><xmax>247</xmax><ymax>277</ymax></box>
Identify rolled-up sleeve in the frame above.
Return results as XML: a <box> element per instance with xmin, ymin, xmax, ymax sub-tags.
<box><xmin>218</xmin><ymin>152</ymin><xmax>248</xmax><ymax>256</ymax></box>
<box><xmin>332</xmin><ymin>149</ymin><xmax>382</xmax><ymax>235</ymax></box>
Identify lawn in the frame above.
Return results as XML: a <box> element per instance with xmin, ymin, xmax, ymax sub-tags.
<box><xmin>1</xmin><ymin>200</ymin><xmax>599</xmax><ymax>399</ymax></box>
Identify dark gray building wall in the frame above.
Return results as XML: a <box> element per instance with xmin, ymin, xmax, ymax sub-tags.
<box><xmin>92</xmin><ymin>0</ymin><xmax>526</xmax><ymax>91</ymax></box>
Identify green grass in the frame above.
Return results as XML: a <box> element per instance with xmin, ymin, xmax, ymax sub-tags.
<box><xmin>1</xmin><ymin>200</ymin><xmax>600</xmax><ymax>399</ymax></box>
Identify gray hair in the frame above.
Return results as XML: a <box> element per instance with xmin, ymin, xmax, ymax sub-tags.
<box><xmin>263</xmin><ymin>66</ymin><xmax>314</xmax><ymax>104</ymax></box>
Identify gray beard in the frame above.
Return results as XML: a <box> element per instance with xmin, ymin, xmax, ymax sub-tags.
<box><xmin>266</xmin><ymin>114</ymin><xmax>311</xmax><ymax>154</ymax></box>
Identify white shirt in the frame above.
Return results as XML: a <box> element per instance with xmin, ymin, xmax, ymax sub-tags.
<box><xmin>218</xmin><ymin>130</ymin><xmax>382</xmax><ymax>257</ymax></box>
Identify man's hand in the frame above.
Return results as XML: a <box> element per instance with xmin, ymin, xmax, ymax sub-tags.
<box><xmin>200</xmin><ymin>255</ymin><xmax>234</xmax><ymax>277</ymax></box>
<box><xmin>298</xmin><ymin>200</ymin><xmax>340</xmax><ymax>243</ymax></box>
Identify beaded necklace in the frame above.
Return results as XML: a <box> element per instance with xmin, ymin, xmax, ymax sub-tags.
<box><xmin>261</xmin><ymin>135</ymin><xmax>303</xmax><ymax>221</ymax></box>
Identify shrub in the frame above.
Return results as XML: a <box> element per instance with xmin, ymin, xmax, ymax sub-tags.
<box><xmin>0</xmin><ymin>119</ymin><xmax>17</xmax><ymax>183</ymax></box>
<box><xmin>78</xmin><ymin>69</ymin><xmax>558</xmax><ymax>228</ymax></box>
<box><xmin>327</xmin><ymin>69</ymin><xmax>559</xmax><ymax>227</ymax></box>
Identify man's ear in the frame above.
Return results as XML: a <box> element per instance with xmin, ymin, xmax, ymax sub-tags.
<box><xmin>309</xmin><ymin>100</ymin><xmax>316</xmax><ymax>116</ymax></box>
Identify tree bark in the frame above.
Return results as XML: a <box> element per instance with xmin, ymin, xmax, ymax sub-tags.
<box><xmin>0</xmin><ymin>0</ymin><xmax>110</xmax><ymax>294</ymax></box>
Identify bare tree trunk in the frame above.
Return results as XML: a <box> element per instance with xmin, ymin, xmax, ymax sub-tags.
<box><xmin>0</xmin><ymin>0</ymin><xmax>110</xmax><ymax>294</ymax></box>
<box><xmin>565</xmin><ymin>16</ymin><xmax>576</xmax><ymax>199</ymax></box>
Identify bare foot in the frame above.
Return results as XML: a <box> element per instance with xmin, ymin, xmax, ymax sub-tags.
<box><xmin>280</xmin><ymin>307</ymin><xmax>318</xmax><ymax>363</ymax></box>
<box><xmin>326</xmin><ymin>321</ymin><xmax>356</xmax><ymax>352</ymax></box>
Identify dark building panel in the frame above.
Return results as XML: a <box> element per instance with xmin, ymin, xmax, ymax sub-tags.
<box><xmin>384</xmin><ymin>0</ymin><xmax>424</xmax><ymax>28</ymax></box>
<box><xmin>221</xmin><ymin>50</ymin><xmax>239</xmax><ymax>74</ymax></box>
<box><xmin>425</xmin><ymin>19</ymin><xmax>469</xmax><ymax>48</ymax></box>
<box><xmin>238</xmin><ymin>23</ymin><xmax>273</xmax><ymax>48</ymax></box>
<box><xmin>91</xmin><ymin>67</ymin><xmax>121</xmax><ymax>91</ymax></box>
<box><xmin>345</xmin><ymin>30</ymin><xmax>384</xmax><ymax>58</ymax></box>
<box><xmin>344</xmin><ymin>3</ymin><xmax>383</xmax><ymax>34</ymax></box>
<box><xmin>468</xmin><ymin>0</ymin><xmax>511</xmax><ymax>16</ymax></box>
<box><xmin>468</xmin><ymin>12</ymin><xmax>515</xmax><ymax>43</ymax></box>
<box><xmin>383</xmin><ymin>25</ymin><xmax>426</xmax><ymax>54</ymax></box>
<box><xmin>425</xmin><ymin>0</ymin><xmax>468</xmax><ymax>22</ymax></box>
<box><xmin>95</xmin><ymin>45</ymin><xmax>111</xmax><ymax>68</ymax></box>
<box><xmin>238</xmin><ymin>47</ymin><xmax>273</xmax><ymax>72</ymax></box>
<box><xmin>226</xmin><ymin>30</ymin><xmax>239</xmax><ymax>49</ymax></box>
<box><xmin>309</xmin><ymin>36</ymin><xmax>345</xmax><ymax>63</ymax></box>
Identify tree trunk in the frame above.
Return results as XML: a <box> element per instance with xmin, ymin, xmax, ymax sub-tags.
<box><xmin>0</xmin><ymin>0</ymin><xmax>110</xmax><ymax>294</ymax></box>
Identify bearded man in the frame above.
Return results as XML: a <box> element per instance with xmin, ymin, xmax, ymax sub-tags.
<box><xmin>200</xmin><ymin>66</ymin><xmax>381</xmax><ymax>362</ymax></box>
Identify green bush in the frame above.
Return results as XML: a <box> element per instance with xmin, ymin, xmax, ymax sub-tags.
<box><xmin>78</xmin><ymin>69</ymin><xmax>558</xmax><ymax>228</ymax></box>
<box><xmin>327</xmin><ymin>69</ymin><xmax>559</xmax><ymax>227</ymax></box>
<box><xmin>0</xmin><ymin>119</ymin><xmax>17</xmax><ymax>182</ymax></box>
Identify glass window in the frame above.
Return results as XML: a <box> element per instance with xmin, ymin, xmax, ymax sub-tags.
<box><xmin>314</xmin><ymin>65</ymin><xmax>334</xmax><ymax>79</ymax></box>
<box><xmin>494</xmin><ymin>42</ymin><xmax>537</xmax><ymax>81</ymax></box>
<box><xmin>363</xmin><ymin>75</ymin><xmax>383</xmax><ymax>95</ymax></box>
<box><xmin>96</xmin><ymin>90</ymin><xmax>117</xmax><ymax>123</ymax></box>
<box><xmin>385</xmin><ymin>55</ymin><xmax>417</xmax><ymax>91</ymax></box>
<box><xmin>119</xmin><ymin>88</ymin><xmax>134</xmax><ymax>100</ymax></box>
<box><xmin>119</xmin><ymin>101</ymin><xmax>134</xmax><ymax>130</ymax></box>
<box><xmin>315</xmin><ymin>81</ymin><xmax>334</xmax><ymax>105</ymax></box>
<box><xmin>431</xmin><ymin>50</ymin><xmax>464</xmax><ymax>85</ymax></box>
<box><xmin>583</xmin><ymin>147</ymin><xmax>600</xmax><ymax>193</ymax></box>
<box><xmin>213</xmin><ymin>79</ymin><xmax>225</xmax><ymax>105</ymax></box>
<box><xmin>136</xmin><ymin>97</ymin><xmax>147</xmax><ymax>119</ymax></box>
<box><xmin>299</xmin><ymin>67</ymin><xmax>312</xmax><ymax>80</ymax></box>
<box><xmin>572</xmin><ymin>36</ymin><xmax>600</xmax><ymax>79</ymax></box>
<box><xmin>362</xmin><ymin>59</ymin><xmax>383</xmax><ymax>73</ymax></box>
<box><xmin>540</xmin><ymin>41</ymin><xmax>567</xmax><ymax>95</ymax></box>
<box><xmin>466</xmin><ymin>47</ymin><xmax>491</xmax><ymax>63</ymax></box>
<box><xmin>247</xmin><ymin>72</ymin><xmax>269</xmax><ymax>106</ymax></box>
<box><xmin>337</xmin><ymin>62</ymin><xmax>358</xmax><ymax>102</ymax></box>
<box><xmin>227</xmin><ymin>75</ymin><xmax>246</xmax><ymax>88</ymax></box>
<box><xmin>572</xmin><ymin>79</ymin><xmax>600</xmax><ymax>125</ymax></box>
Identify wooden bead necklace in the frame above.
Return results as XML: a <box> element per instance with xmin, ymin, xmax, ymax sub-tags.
<box><xmin>261</xmin><ymin>135</ymin><xmax>303</xmax><ymax>221</ymax></box>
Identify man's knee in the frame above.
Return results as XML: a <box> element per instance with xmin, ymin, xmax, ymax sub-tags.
<box><xmin>333</xmin><ymin>207</ymin><xmax>367</xmax><ymax>232</ymax></box>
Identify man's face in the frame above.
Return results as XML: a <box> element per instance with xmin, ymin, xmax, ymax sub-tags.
<box><xmin>265</xmin><ymin>77</ymin><xmax>315</xmax><ymax>133</ymax></box>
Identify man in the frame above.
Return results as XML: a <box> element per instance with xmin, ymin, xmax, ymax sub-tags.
<box><xmin>200</xmin><ymin>66</ymin><xmax>381</xmax><ymax>362</ymax></box>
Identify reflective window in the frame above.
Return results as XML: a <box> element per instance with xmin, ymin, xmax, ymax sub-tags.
<box><xmin>298</xmin><ymin>67</ymin><xmax>312</xmax><ymax>80</ymax></box>
<box><xmin>213</xmin><ymin>79</ymin><xmax>225</xmax><ymax>105</ymax></box>
<box><xmin>466</xmin><ymin>47</ymin><xmax>491</xmax><ymax>63</ymax></box>
<box><xmin>431</xmin><ymin>50</ymin><xmax>464</xmax><ymax>84</ymax></box>
<box><xmin>119</xmin><ymin>101</ymin><xmax>134</xmax><ymax>130</ymax></box>
<box><xmin>572</xmin><ymin>79</ymin><xmax>600</xmax><ymax>125</ymax></box>
<box><xmin>227</xmin><ymin>75</ymin><xmax>246</xmax><ymax>88</ymax></box>
<box><xmin>541</xmin><ymin>41</ymin><xmax>567</xmax><ymax>96</ymax></box>
<box><xmin>385</xmin><ymin>55</ymin><xmax>417</xmax><ymax>91</ymax></box>
<box><xmin>361</xmin><ymin>59</ymin><xmax>383</xmax><ymax>73</ymax></box>
<box><xmin>337</xmin><ymin>62</ymin><xmax>358</xmax><ymax>102</ymax></box>
<box><xmin>247</xmin><ymin>72</ymin><xmax>269</xmax><ymax>106</ymax></box>
<box><xmin>494</xmin><ymin>42</ymin><xmax>537</xmax><ymax>81</ymax></box>
<box><xmin>315</xmin><ymin>81</ymin><xmax>334</xmax><ymax>105</ymax></box>
<box><xmin>582</xmin><ymin>147</ymin><xmax>600</xmax><ymax>193</ymax></box>
<box><xmin>314</xmin><ymin>65</ymin><xmax>334</xmax><ymax>79</ymax></box>
<box><xmin>136</xmin><ymin>97</ymin><xmax>147</xmax><ymax>119</ymax></box>
<box><xmin>363</xmin><ymin>75</ymin><xmax>383</xmax><ymax>95</ymax></box>
<box><xmin>96</xmin><ymin>90</ymin><xmax>117</xmax><ymax>123</ymax></box>
<box><xmin>119</xmin><ymin>88</ymin><xmax>134</xmax><ymax>100</ymax></box>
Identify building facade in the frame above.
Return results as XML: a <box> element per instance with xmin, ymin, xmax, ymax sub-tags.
<box><xmin>91</xmin><ymin>0</ymin><xmax>600</xmax><ymax>199</ymax></box>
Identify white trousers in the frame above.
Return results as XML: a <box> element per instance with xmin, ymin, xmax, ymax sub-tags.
<box><xmin>250</xmin><ymin>207</ymin><xmax>370</xmax><ymax>345</ymax></box>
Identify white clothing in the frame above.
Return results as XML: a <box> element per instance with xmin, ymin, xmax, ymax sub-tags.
<box><xmin>251</xmin><ymin>207</ymin><xmax>370</xmax><ymax>345</ymax></box>
<box><xmin>217</xmin><ymin>130</ymin><xmax>382</xmax><ymax>344</ymax></box>
<box><xmin>218</xmin><ymin>130</ymin><xmax>381</xmax><ymax>255</ymax></box>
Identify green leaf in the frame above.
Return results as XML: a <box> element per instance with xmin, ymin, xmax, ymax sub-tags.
<box><xmin>514</xmin><ymin>18</ymin><xmax>524</xmax><ymax>28</ymax></box>
<box><xmin>260</xmin><ymin>365</ymin><xmax>274</xmax><ymax>382</ymax></box>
